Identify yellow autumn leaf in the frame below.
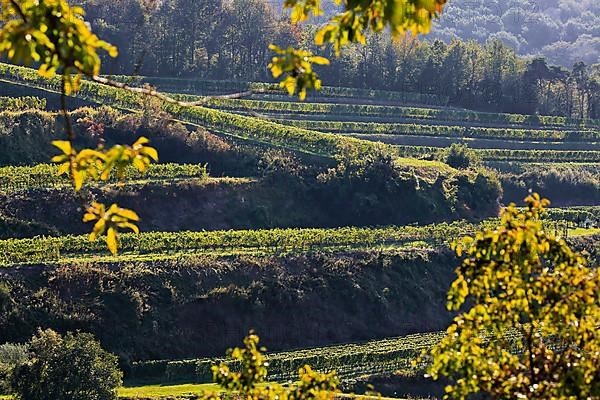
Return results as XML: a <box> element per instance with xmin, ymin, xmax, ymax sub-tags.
<box><xmin>106</xmin><ymin>227</ymin><xmax>118</xmax><ymax>256</ymax></box>
<box><xmin>52</xmin><ymin>140</ymin><xmax>72</xmax><ymax>155</ymax></box>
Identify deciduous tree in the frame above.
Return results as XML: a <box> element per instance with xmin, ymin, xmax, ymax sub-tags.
<box><xmin>426</xmin><ymin>194</ymin><xmax>600</xmax><ymax>399</ymax></box>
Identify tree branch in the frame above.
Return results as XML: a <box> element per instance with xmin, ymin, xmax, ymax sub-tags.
<box><xmin>9</xmin><ymin>0</ymin><xmax>28</xmax><ymax>23</ymax></box>
<box><xmin>91</xmin><ymin>75</ymin><xmax>258</xmax><ymax>107</ymax></box>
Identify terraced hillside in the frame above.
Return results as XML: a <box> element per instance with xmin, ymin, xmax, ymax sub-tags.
<box><xmin>0</xmin><ymin>64</ymin><xmax>599</xmax><ymax>400</ymax></box>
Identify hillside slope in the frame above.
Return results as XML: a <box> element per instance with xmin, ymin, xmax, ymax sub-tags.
<box><xmin>0</xmin><ymin>250</ymin><xmax>458</xmax><ymax>361</ymax></box>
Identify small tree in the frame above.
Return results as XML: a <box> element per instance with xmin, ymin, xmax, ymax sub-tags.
<box><xmin>11</xmin><ymin>329</ymin><xmax>122</xmax><ymax>400</ymax></box>
<box><xmin>426</xmin><ymin>194</ymin><xmax>600</xmax><ymax>399</ymax></box>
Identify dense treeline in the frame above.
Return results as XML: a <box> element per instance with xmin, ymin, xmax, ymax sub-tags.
<box><xmin>80</xmin><ymin>0</ymin><xmax>600</xmax><ymax>117</ymax></box>
<box><xmin>84</xmin><ymin>0</ymin><xmax>298</xmax><ymax>80</ymax></box>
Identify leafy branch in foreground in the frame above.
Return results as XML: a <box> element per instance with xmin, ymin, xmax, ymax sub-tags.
<box><xmin>268</xmin><ymin>45</ymin><xmax>330</xmax><ymax>100</ymax></box>
<box><xmin>425</xmin><ymin>193</ymin><xmax>600</xmax><ymax>399</ymax></box>
<box><xmin>0</xmin><ymin>0</ymin><xmax>117</xmax><ymax>94</ymax></box>
<box><xmin>0</xmin><ymin>0</ymin><xmax>162</xmax><ymax>254</ymax></box>
<box><xmin>270</xmin><ymin>0</ymin><xmax>448</xmax><ymax>99</ymax></box>
<box><xmin>83</xmin><ymin>203</ymin><xmax>140</xmax><ymax>256</ymax></box>
<box><xmin>50</xmin><ymin>136</ymin><xmax>157</xmax><ymax>254</ymax></box>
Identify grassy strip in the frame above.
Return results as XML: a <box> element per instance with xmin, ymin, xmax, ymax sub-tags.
<box><xmin>118</xmin><ymin>383</ymin><xmax>218</xmax><ymax>399</ymax></box>
<box><xmin>118</xmin><ymin>384</ymin><xmax>413</xmax><ymax>400</ymax></box>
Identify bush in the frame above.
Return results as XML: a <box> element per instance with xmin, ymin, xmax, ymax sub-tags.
<box><xmin>0</xmin><ymin>343</ymin><xmax>29</xmax><ymax>394</ymax></box>
<box><xmin>11</xmin><ymin>329</ymin><xmax>122</xmax><ymax>400</ymax></box>
<box><xmin>258</xmin><ymin>149</ymin><xmax>305</xmax><ymax>185</ymax></box>
<box><xmin>441</xmin><ymin>143</ymin><xmax>481</xmax><ymax>170</ymax></box>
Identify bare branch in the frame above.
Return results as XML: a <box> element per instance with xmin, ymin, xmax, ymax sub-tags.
<box><xmin>91</xmin><ymin>75</ymin><xmax>258</xmax><ymax>107</ymax></box>
<box><xmin>9</xmin><ymin>0</ymin><xmax>28</xmax><ymax>23</ymax></box>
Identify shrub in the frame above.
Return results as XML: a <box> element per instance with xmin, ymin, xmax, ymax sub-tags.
<box><xmin>11</xmin><ymin>329</ymin><xmax>122</xmax><ymax>400</ymax></box>
<box><xmin>0</xmin><ymin>343</ymin><xmax>29</xmax><ymax>394</ymax></box>
<box><xmin>258</xmin><ymin>149</ymin><xmax>305</xmax><ymax>185</ymax></box>
<box><xmin>441</xmin><ymin>143</ymin><xmax>481</xmax><ymax>170</ymax></box>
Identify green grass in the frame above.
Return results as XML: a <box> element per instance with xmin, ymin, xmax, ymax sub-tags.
<box><xmin>1</xmin><ymin>387</ymin><xmax>415</xmax><ymax>400</ymax></box>
<box><xmin>118</xmin><ymin>383</ymin><xmax>218</xmax><ymax>398</ymax></box>
<box><xmin>117</xmin><ymin>384</ymin><xmax>411</xmax><ymax>400</ymax></box>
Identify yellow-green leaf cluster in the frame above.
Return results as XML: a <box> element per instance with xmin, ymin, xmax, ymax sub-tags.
<box><xmin>426</xmin><ymin>193</ymin><xmax>600</xmax><ymax>399</ymax></box>
<box><xmin>0</xmin><ymin>0</ymin><xmax>117</xmax><ymax>94</ymax></box>
<box><xmin>51</xmin><ymin>137</ymin><xmax>157</xmax><ymax>255</ymax></box>
<box><xmin>51</xmin><ymin>136</ymin><xmax>158</xmax><ymax>190</ymax></box>
<box><xmin>268</xmin><ymin>44</ymin><xmax>330</xmax><ymax>101</ymax></box>
<box><xmin>208</xmin><ymin>332</ymin><xmax>340</xmax><ymax>400</ymax></box>
<box><xmin>51</xmin><ymin>140</ymin><xmax>104</xmax><ymax>191</ymax></box>
<box><xmin>102</xmin><ymin>136</ymin><xmax>159</xmax><ymax>180</ymax></box>
<box><xmin>284</xmin><ymin>0</ymin><xmax>323</xmax><ymax>23</ymax></box>
<box><xmin>83</xmin><ymin>202</ymin><xmax>140</xmax><ymax>256</ymax></box>
<box><xmin>315</xmin><ymin>0</ymin><xmax>447</xmax><ymax>55</ymax></box>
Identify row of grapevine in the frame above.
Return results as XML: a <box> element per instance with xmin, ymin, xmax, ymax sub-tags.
<box><xmin>393</xmin><ymin>145</ymin><xmax>600</xmax><ymax>163</ymax></box>
<box><xmin>130</xmin><ymin>328</ymin><xmax>526</xmax><ymax>384</ymax></box>
<box><xmin>0</xmin><ymin>96</ymin><xmax>46</xmax><ymax>111</ymax></box>
<box><xmin>129</xmin><ymin>331</ymin><xmax>448</xmax><ymax>383</ymax></box>
<box><xmin>0</xmin><ymin>222</ymin><xmax>478</xmax><ymax>265</ymax></box>
<box><xmin>488</xmin><ymin>161</ymin><xmax>600</xmax><ymax>175</ymax></box>
<box><xmin>1</xmin><ymin>214</ymin><xmax>585</xmax><ymax>266</ymax></box>
<box><xmin>0</xmin><ymin>63</ymin><xmax>385</xmax><ymax>161</ymax></box>
<box><xmin>195</xmin><ymin>98</ymin><xmax>600</xmax><ymax>129</ymax></box>
<box><xmin>0</xmin><ymin>163</ymin><xmax>208</xmax><ymax>193</ymax></box>
<box><xmin>542</xmin><ymin>207</ymin><xmax>600</xmax><ymax>223</ymax></box>
<box><xmin>106</xmin><ymin>75</ymin><xmax>449</xmax><ymax>105</ymax></box>
<box><xmin>271</xmin><ymin>118</ymin><xmax>600</xmax><ymax>143</ymax></box>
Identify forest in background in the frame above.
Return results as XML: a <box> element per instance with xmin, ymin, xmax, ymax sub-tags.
<box><xmin>270</xmin><ymin>0</ymin><xmax>600</xmax><ymax>66</ymax></box>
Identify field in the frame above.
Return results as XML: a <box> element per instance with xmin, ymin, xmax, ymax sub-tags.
<box><xmin>0</xmin><ymin>63</ymin><xmax>599</xmax><ymax>400</ymax></box>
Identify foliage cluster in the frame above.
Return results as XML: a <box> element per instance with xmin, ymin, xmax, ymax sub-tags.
<box><xmin>76</xmin><ymin>0</ymin><xmax>600</xmax><ymax>117</ymax></box>
<box><xmin>500</xmin><ymin>166</ymin><xmax>600</xmax><ymax>205</ymax></box>
<box><xmin>441</xmin><ymin>143</ymin><xmax>481</xmax><ymax>170</ymax></box>
<box><xmin>10</xmin><ymin>329</ymin><xmax>122</xmax><ymax>400</ymax></box>
<box><xmin>427</xmin><ymin>194</ymin><xmax>600</xmax><ymax>398</ymax></box>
